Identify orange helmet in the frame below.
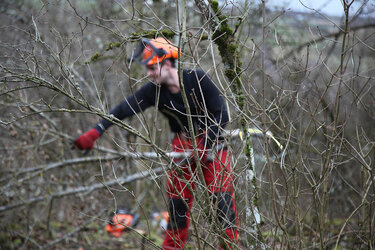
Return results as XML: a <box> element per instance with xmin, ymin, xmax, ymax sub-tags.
<box><xmin>105</xmin><ymin>209</ymin><xmax>139</xmax><ymax>237</ymax></box>
<box><xmin>129</xmin><ymin>37</ymin><xmax>178</xmax><ymax>66</ymax></box>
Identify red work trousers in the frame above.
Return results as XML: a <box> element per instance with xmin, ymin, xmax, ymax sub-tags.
<box><xmin>162</xmin><ymin>134</ymin><xmax>238</xmax><ymax>249</ymax></box>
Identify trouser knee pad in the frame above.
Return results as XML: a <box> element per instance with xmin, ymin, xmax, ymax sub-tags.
<box><xmin>167</xmin><ymin>198</ymin><xmax>189</xmax><ymax>230</ymax></box>
<box><xmin>213</xmin><ymin>192</ymin><xmax>236</xmax><ymax>229</ymax></box>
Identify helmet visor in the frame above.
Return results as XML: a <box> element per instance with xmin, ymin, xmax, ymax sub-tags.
<box><xmin>129</xmin><ymin>39</ymin><xmax>167</xmax><ymax>66</ymax></box>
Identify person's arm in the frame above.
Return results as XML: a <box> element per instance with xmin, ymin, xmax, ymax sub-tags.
<box><xmin>195</xmin><ymin>70</ymin><xmax>229</xmax><ymax>148</ymax></box>
<box><xmin>94</xmin><ymin>83</ymin><xmax>155</xmax><ymax>134</ymax></box>
<box><xmin>74</xmin><ymin>83</ymin><xmax>155</xmax><ymax>150</ymax></box>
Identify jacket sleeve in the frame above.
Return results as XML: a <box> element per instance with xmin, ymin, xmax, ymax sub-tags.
<box><xmin>94</xmin><ymin>83</ymin><xmax>155</xmax><ymax>134</ymax></box>
<box><xmin>195</xmin><ymin>70</ymin><xmax>229</xmax><ymax>147</ymax></box>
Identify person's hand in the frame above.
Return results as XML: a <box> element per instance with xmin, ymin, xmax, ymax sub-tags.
<box><xmin>74</xmin><ymin>128</ymin><xmax>100</xmax><ymax>150</ymax></box>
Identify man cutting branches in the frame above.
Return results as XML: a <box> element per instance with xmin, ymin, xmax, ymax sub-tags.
<box><xmin>74</xmin><ymin>37</ymin><xmax>238</xmax><ymax>249</ymax></box>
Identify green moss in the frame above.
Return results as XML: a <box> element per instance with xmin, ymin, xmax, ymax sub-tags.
<box><xmin>218</xmin><ymin>15</ymin><xmax>227</xmax><ymax>23</ymax></box>
<box><xmin>224</xmin><ymin>68</ymin><xmax>236</xmax><ymax>81</ymax></box>
<box><xmin>106</xmin><ymin>42</ymin><xmax>113</xmax><ymax>51</ymax></box>
<box><xmin>13</xmin><ymin>238</ymin><xmax>22</xmax><ymax>247</ymax></box>
<box><xmin>90</xmin><ymin>52</ymin><xmax>101</xmax><ymax>62</ymax></box>
<box><xmin>106</xmin><ymin>42</ymin><xmax>114</xmax><ymax>51</ymax></box>
<box><xmin>245</xmin><ymin>144</ymin><xmax>251</xmax><ymax>156</ymax></box>
<box><xmin>228</xmin><ymin>44</ymin><xmax>237</xmax><ymax>55</ymax></box>
<box><xmin>210</xmin><ymin>0</ymin><xmax>245</xmax><ymax>111</ymax></box>
<box><xmin>201</xmin><ymin>34</ymin><xmax>209</xmax><ymax>40</ymax></box>
<box><xmin>140</xmin><ymin>31</ymin><xmax>157</xmax><ymax>38</ymax></box>
<box><xmin>220</xmin><ymin>23</ymin><xmax>233</xmax><ymax>36</ymax></box>
<box><xmin>210</xmin><ymin>0</ymin><xmax>219</xmax><ymax>13</ymax></box>
<box><xmin>252</xmin><ymin>178</ymin><xmax>258</xmax><ymax>206</ymax></box>
<box><xmin>160</xmin><ymin>29</ymin><xmax>176</xmax><ymax>38</ymax></box>
<box><xmin>131</xmin><ymin>29</ymin><xmax>176</xmax><ymax>39</ymax></box>
<box><xmin>104</xmin><ymin>41</ymin><xmax>122</xmax><ymax>51</ymax></box>
<box><xmin>235</xmin><ymin>17</ymin><xmax>242</xmax><ymax>30</ymax></box>
<box><xmin>237</xmin><ymin>94</ymin><xmax>245</xmax><ymax>108</ymax></box>
<box><xmin>212</xmin><ymin>22</ymin><xmax>233</xmax><ymax>47</ymax></box>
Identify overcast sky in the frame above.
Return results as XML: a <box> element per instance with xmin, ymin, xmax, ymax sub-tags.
<box><xmin>267</xmin><ymin>0</ymin><xmax>366</xmax><ymax>17</ymax></box>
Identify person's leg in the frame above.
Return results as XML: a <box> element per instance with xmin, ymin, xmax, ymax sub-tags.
<box><xmin>162</xmin><ymin>196</ymin><xmax>193</xmax><ymax>249</ymax></box>
<box><xmin>212</xmin><ymin>192</ymin><xmax>238</xmax><ymax>249</ymax></box>
<box><xmin>162</xmin><ymin>134</ymin><xmax>195</xmax><ymax>249</ymax></box>
<box><xmin>202</xmin><ymin>146</ymin><xmax>239</xmax><ymax>248</ymax></box>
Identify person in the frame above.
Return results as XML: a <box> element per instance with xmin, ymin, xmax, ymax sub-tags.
<box><xmin>74</xmin><ymin>37</ymin><xmax>238</xmax><ymax>249</ymax></box>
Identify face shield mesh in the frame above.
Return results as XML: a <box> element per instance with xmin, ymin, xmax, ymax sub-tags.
<box><xmin>129</xmin><ymin>39</ymin><xmax>167</xmax><ymax>66</ymax></box>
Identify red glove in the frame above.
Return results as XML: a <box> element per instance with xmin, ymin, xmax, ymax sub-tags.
<box><xmin>74</xmin><ymin>128</ymin><xmax>100</xmax><ymax>150</ymax></box>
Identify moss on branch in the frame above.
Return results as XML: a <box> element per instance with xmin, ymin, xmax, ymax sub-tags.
<box><xmin>208</xmin><ymin>1</ymin><xmax>243</xmax><ymax>106</ymax></box>
<box><xmin>131</xmin><ymin>29</ymin><xmax>176</xmax><ymax>39</ymax></box>
<box><xmin>90</xmin><ymin>52</ymin><xmax>101</xmax><ymax>62</ymax></box>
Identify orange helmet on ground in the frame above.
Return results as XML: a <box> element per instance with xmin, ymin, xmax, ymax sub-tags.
<box><xmin>129</xmin><ymin>37</ymin><xmax>178</xmax><ymax>66</ymax></box>
<box><xmin>105</xmin><ymin>209</ymin><xmax>139</xmax><ymax>237</ymax></box>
